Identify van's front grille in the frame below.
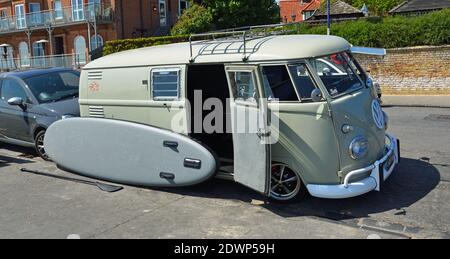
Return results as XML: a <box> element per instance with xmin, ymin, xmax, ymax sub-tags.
<box><xmin>88</xmin><ymin>106</ymin><xmax>105</xmax><ymax>118</ymax></box>
<box><xmin>87</xmin><ymin>71</ymin><xmax>103</xmax><ymax>80</ymax></box>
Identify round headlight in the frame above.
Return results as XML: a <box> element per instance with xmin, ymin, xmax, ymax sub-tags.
<box><xmin>349</xmin><ymin>136</ymin><xmax>369</xmax><ymax>160</ymax></box>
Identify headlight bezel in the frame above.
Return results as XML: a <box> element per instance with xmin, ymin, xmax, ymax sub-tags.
<box><xmin>349</xmin><ymin>136</ymin><xmax>369</xmax><ymax>160</ymax></box>
<box><xmin>61</xmin><ymin>114</ymin><xmax>75</xmax><ymax>120</ymax></box>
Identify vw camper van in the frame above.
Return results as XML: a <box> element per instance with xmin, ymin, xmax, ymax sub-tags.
<box><xmin>45</xmin><ymin>32</ymin><xmax>400</xmax><ymax>202</ymax></box>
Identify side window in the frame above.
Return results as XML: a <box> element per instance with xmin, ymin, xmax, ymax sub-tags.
<box><xmin>0</xmin><ymin>78</ymin><xmax>29</xmax><ymax>103</ymax></box>
<box><xmin>228</xmin><ymin>71</ymin><xmax>257</xmax><ymax>103</ymax></box>
<box><xmin>288</xmin><ymin>64</ymin><xmax>322</xmax><ymax>102</ymax></box>
<box><xmin>261</xmin><ymin>65</ymin><xmax>298</xmax><ymax>101</ymax></box>
<box><xmin>151</xmin><ymin>68</ymin><xmax>181</xmax><ymax>100</ymax></box>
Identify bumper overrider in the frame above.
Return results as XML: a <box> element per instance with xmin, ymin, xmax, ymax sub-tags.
<box><xmin>307</xmin><ymin>134</ymin><xmax>400</xmax><ymax>199</ymax></box>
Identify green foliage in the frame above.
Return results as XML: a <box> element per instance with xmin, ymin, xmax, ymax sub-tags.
<box><xmin>104</xmin><ymin>10</ymin><xmax>450</xmax><ymax>55</ymax></box>
<box><xmin>103</xmin><ymin>35</ymin><xmax>190</xmax><ymax>55</ymax></box>
<box><xmin>203</xmin><ymin>0</ymin><xmax>280</xmax><ymax>29</ymax></box>
<box><xmin>171</xmin><ymin>3</ymin><xmax>213</xmax><ymax>36</ymax></box>
<box><xmin>295</xmin><ymin>9</ymin><xmax>450</xmax><ymax>48</ymax></box>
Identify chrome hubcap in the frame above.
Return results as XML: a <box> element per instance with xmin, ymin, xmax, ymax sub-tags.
<box><xmin>37</xmin><ymin>134</ymin><xmax>47</xmax><ymax>157</ymax></box>
<box><xmin>270</xmin><ymin>164</ymin><xmax>301</xmax><ymax>201</ymax></box>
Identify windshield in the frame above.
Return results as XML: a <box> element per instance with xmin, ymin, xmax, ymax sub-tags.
<box><xmin>25</xmin><ymin>71</ymin><xmax>80</xmax><ymax>103</ymax></box>
<box><xmin>310</xmin><ymin>52</ymin><xmax>365</xmax><ymax>97</ymax></box>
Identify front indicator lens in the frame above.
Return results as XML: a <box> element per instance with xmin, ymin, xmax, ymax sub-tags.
<box><xmin>62</xmin><ymin>115</ymin><xmax>75</xmax><ymax>120</ymax></box>
<box><xmin>349</xmin><ymin>136</ymin><xmax>369</xmax><ymax>160</ymax></box>
<box><xmin>383</xmin><ymin>111</ymin><xmax>389</xmax><ymax>130</ymax></box>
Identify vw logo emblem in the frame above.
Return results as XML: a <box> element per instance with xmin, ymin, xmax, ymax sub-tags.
<box><xmin>372</xmin><ymin>100</ymin><xmax>385</xmax><ymax>130</ymax></box>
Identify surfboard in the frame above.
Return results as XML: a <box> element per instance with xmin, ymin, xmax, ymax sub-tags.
<box><xmin>44</xmin><ymin>118</ymin><xmax>218</xmax><ymax>187</ymax></box>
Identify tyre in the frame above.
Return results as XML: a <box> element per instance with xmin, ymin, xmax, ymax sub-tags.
<box><xmin>269</xmin><ymin>163</ymin><xmax>307</xmax><ymax>202</ymax></box>
<box><xmin>34</xmin><ymin>130</ymin><xmax>50</xmax><ymax>161</ymax></box>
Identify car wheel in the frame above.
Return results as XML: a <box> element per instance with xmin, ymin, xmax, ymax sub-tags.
<box><xmin>35</xmin><ymin>130</ymin><xmax>50</xmax><ymax>161</ymax></box>
<box><xmin>269</xmin><ymin>163</ymin><xmax>306</xmax><ymax>202</ymax></box>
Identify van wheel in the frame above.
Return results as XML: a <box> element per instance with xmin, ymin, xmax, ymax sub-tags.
<box><xmin>269</xmin><ymin>164</ymin><xmax>306</xmax><ymax>202</ymax></box>
<box><xmin>35</xmin><ymin>130</ymin><xmax>50</xmax><ymax>161</ymax></box>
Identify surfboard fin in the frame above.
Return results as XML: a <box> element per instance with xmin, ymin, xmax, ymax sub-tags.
<box><xmin>20</xmin><ymin>168</ymin><xmax>124</xmax><ymax>193</ymax></box>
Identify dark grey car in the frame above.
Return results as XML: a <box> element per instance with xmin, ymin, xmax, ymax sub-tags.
<box><xmin>0</xmin><ymin>68</ymin><xmax>80</xmax><ymax>159</ymax></box>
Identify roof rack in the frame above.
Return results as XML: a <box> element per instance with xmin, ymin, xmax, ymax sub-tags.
<box><xmin>188</xmin><ymin>23</ymin><xmax>297</xmax><ymax>63</ymax></box>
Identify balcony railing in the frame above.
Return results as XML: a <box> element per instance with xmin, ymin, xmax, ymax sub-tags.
<box><xmin>0</xmin><ymin>3</ymin><xmax>113</xmax><ymax>34</ymax></box>
<box><xmin>0</xmin><ymin>54</ymin><xmax>84</xmax><ymax>71</ymax></box>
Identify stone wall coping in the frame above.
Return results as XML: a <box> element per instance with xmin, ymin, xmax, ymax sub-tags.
<box><xmin>387</xmin><ymin>45</ymin><xmax>450</xmax><ymax>53</ymax></box>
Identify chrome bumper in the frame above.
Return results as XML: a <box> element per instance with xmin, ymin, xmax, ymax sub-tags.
<box><xmin>307</xmin><ymin>134</ymin><xmax>400</xmax><ymax>199</ymax></box>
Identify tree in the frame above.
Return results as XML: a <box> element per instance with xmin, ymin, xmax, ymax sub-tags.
<box><xmin>171</xmin><ymin>2</ymin><xmax>213</xmax><ymax>36</ymax></box>
<box><xmin>203</xmin><ymin>0</ymin><xmax>280</xmax><ymax>30</ymax></box>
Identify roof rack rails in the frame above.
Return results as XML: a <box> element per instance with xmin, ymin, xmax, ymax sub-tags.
<box><xmin>188</xmin><ymin>23</ymin><xmax>297</xmax><ymax>63</ymax></box>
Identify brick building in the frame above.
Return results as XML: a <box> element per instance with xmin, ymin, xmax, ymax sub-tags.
<box><xmin>279</xmin><ymin>0</ymin><xmax>320</xmax><ymax>23</ymax></box>
<box><xmin>0</xmin><ymin>0</ymin><xmax>190</xmax><ymax>69</ymax></box>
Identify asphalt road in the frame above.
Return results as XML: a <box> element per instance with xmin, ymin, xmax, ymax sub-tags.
<box><xmin>0</xmin><ymin>106</ymin><xmax>449</xmax><ymax>239</ymax></box>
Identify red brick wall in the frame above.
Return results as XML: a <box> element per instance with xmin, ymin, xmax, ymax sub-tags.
<box><xmin>115</xmin><ymin>0</ymin><xmax>180</xmax><ymax>38</ymax></box>
<box><xmin>0</xmin><ymin>0</ymin><xmax>184</xmax><ymax>65</ymax></box>
<box><xmin>355</xmin><ymin>46</ymin><xmax>450</xmax><ymax>94</ymax></box>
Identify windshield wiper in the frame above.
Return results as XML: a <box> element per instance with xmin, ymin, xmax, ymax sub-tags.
<box><xmin>52</xmin><ymin>93</ymin><xmax>79</xmax><ymax>102</ymax></box>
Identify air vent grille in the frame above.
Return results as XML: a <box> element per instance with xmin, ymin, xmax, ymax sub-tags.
<box><xmin>87</xmin><ymin>71</ymin><xmax>103</xmax><ymax>80</ymax></box>
<box><xmin>88</xmin><ymin>106</ymin><xmax>105</xmax><ymax>118</ymax></box>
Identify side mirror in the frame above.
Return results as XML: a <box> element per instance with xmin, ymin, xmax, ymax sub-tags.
<box><xmin>366</xmin><ymin>77</ymin><xmax>374</xmax><ymax>88</ymax></box>
<box><xmin>311</xmin><ymin>88</ymin><xmax>323</xmax><ymax>102</ymax></box>
<box><xmin>322</xmin><ymin>67</ymin><xmax>331</xmax><ymax>76</ymax></box>
<box><xmin>297</xmin><ymin>66</ymin><xmax>307</xmax><ymax>76</ymax></box>
<box><xmin>7</xmin><ymin>97</ymin><xmax>26</xmax><ymax>108</ymax></box>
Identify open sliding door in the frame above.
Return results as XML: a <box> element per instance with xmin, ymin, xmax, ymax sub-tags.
<box><xmin>225</xmin><ymin>65</ymin><xmax>271</xmax><ymax>195</ymax></box>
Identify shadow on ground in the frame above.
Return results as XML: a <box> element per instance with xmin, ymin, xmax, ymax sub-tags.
<box><xmin>0</xmin><ymin>144</ymin><xmax>37</xmax><ymax>168</ymax></box>
<box><xmin>0</xmin><ymin>144</ymin><xmax>38</xmax><ymax>159</ymax></box>
<box><xmin>155</xmin><ymin>157</ymin><xmax>440</xmax><ymax>221</ymax></box>
<box><xmin>0</xmin><ymin>155</ymin><xmax>35</xmax><ymax>168</ymax></box>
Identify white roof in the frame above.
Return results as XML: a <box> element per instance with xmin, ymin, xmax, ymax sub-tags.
<box><xmin>84</xmin><ymin>35</ymin><xmax>351</xmax><ymax>70</ymax></box>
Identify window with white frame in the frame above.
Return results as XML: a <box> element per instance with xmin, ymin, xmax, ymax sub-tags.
<box><xmin>72</xmin><ymin>0</ymin><xmax>84</xmax><ymax>21</ymax></box>
<box><xmin>151</xmin><ymin>68</ymin><xmax>181</xmax><ymax>100</ymax></box>
<box><xmin>74</xmin><ymin>35</ymin><xmax>87</xmax><ymax>64</ymax></box>
<box><xmin>53</xmin><ymin>0</ymin><xmax>63</xmax><ymax>19</ymax></box>
<box><xmin>0</xmin><ymin>9</ymin><xmax>8</xmax><ymax>30</ymax></box>
<box><xmin>18</xmin><ymin>42</ymin><xmax>30</xmax><ymax>67</ymax></box>
<box><xmin>15</xmin><ymin>4</ymin><xmax>26</xmax><ymax>29</ymax></box>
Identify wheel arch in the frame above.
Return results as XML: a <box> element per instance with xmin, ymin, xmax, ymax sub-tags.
<box><xmin>33</xmin><ymin>125</ymin><xmax>47</xmax><ymax>140</ymax></box>
<box><xmin>271</xmin><ymin>157</ymin><xmax>308</xmax><ymax>187</ymax></box>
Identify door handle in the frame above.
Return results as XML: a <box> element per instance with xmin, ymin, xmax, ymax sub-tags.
<box><xmin>163</xmin><ymin>141</ymin><xmax>178</xmax><ymax>148</ymax></box>
<box><xmin>257</xmin><ymin>130</ymin><xmax>271</xmax><ymax>138</ymax></box>
<box><xmin>160</xmin><ymin>172</ymin><xmax>175</xmax><ymax>180</ymax></box>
